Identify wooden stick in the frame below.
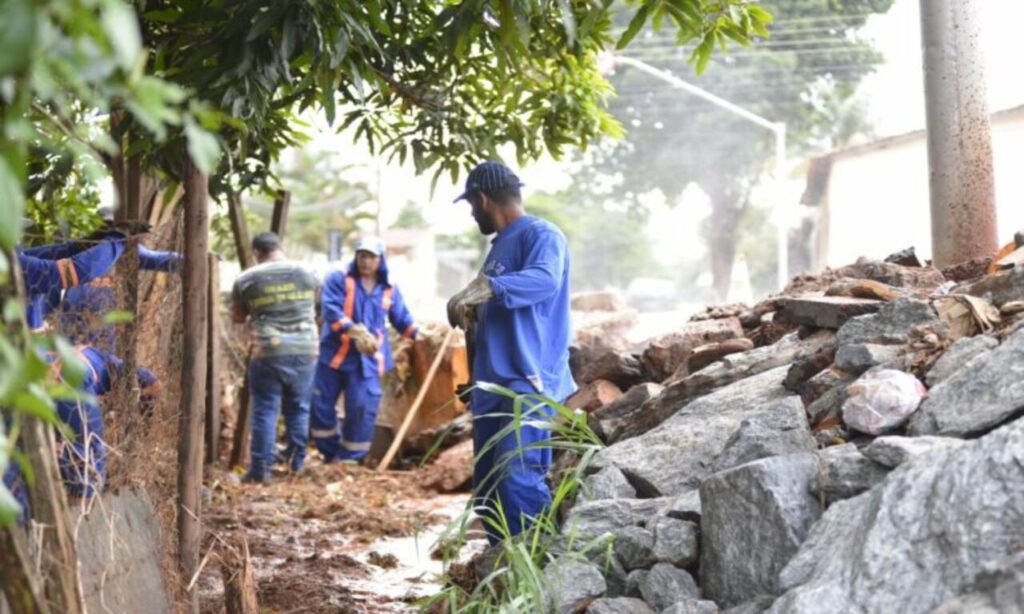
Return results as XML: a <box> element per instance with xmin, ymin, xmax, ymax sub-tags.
<box><xmin>377</xmin><ymin>328</ymin><xmax>455</xmax><ymax>471</ymax></box>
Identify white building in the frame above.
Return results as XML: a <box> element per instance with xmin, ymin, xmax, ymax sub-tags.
<box><xmin>801</xmin><ymin>104</ymin><xmax>1024</xmax><ymax>270</ymax></box>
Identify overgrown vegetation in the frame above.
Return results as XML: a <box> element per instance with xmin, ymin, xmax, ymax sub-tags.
<box><xmin>422</xmin><ymin>383</ymin><xmax>609</xmax><ymax>613</ymax></box>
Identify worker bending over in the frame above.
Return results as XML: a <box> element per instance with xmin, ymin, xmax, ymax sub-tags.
<box><xmin>311</xmin><ymin>236</ymin><xmax>419</xmax><ymax>463</ymax></box>
<box><xmin>448</xmin><ymin>161</ymin><xmax>575</xmax><ymax>544</ymax></box>
<box><xmin>231</xmin><ymin>232</ymin><xmax>318</xmax><ymax>483</ymax></box>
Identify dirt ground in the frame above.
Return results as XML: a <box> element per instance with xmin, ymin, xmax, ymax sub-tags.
<box><xmin>196</xmin><ymin>461</ymin><xmax>472</xmax><ymax>614</ymax></box>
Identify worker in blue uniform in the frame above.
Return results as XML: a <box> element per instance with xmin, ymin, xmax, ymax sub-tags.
<box><xmin>2</xmin><ymin>344</ymin><xmax>161</xmax><ymax>520</ymax></box>
<box><xmin>17</xmin><ymin>235</ymin><xmax>126</xmax><ymax>331</ymax></box>
<box><xmin>56</xmin><ymin>241</ymin><xmax>181</xmax><ymax>350</ymax></box>
<box><xmin>311</xmin><ymin>236</ymin><xmax>420</xmax><ymax>463</ymax></box>
<box><xmin>447</xmin><ymin>161</ymin><xmax>576</xmax><ymax>543</ymax></box>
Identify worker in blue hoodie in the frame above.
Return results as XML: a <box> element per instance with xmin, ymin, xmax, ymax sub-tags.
<box><xmin>447</xmin><ymin>161</ymin><xmax>576</xmax><ymax>543</ymax></box>
<box><xmin>3</xmin><ymin>344</ymin><xmax>161</xmax><ymax>521</ymax></box>
<box><xmin>311</xmin><ymin>236</ymin><xmax>420</xmax><ymax>463</ymax></box>
<box><xmin>55</xmin><ymin>239</ymin><xmax>181</xmax><ymax>351</ymax></box>
<box><xmin>17</xmin><ymin>235</ymin><xmax>126</xmax><ymax>331</ymax></box>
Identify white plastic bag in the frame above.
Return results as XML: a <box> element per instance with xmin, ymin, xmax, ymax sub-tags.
<box><xmin>841</xmin><ymin>369</ymin><xmax>928</xmax><ymax>435</ymax></box>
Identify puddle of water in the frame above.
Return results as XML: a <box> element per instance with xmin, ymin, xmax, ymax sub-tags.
<box><xmin>346</xmin><ymin>494</ymin><xmax>482</xmax><ymax>606</ymax></box>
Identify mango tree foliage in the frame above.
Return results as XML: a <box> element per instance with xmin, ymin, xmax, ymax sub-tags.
<box><xmin>139</xmin><ymin>0</ymin><xmax>772</xmax><ymax>195</ymax></box>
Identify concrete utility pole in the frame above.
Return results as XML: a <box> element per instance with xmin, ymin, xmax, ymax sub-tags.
<box><xmin>920</xmin><ymin>0</ymin><xmax>998</xmax><ymax>267</ymax></box>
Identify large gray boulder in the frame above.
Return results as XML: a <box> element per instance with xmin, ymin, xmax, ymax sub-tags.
<box><xmin>700</xmin><ymin>454</ymin><xmax>822</xmax><ymax>608</ymax></box>
<box><xmin>586</xmin><ymin>597</ymin><xmax>656</xmax><ymax>614</ymax></box>
<box><xmin>811</xmin><ymin>444</ymin><xmax>890</xmax><ymax>505</ymax></box>
<box><xmin>591</xmin><ymin>367</ymin><xmax>795</xmax><ymax>498</ymax></box>
<box><xmin>925</xmin><ymin>334</ymin><xmax>998</xmax><ymax>387</ymax></box>
<box><xmin>909</xmin><ymin>327</ymin><xmax>1024</xmax><ymax>436</ymax></box>
<box><xmin>861</xmin><ymin>435</ymin><xmax>965</xmax><ymax>468</ymax></box>
<box><xmin>931</xmin><ymin>552</ymin><xmax>1024</xmax><ymax>614</ymax></box>
<box><xmin>614</xmin><ymin>526</ymin><xmax>656</xmax><ymax>571</ymax></box>
<box><xmin>582</xmin><ymin>466</ymin><xmax>638</xmax><ymax>502</ymax></box>
<box><xmin>546</xmin><ymin>559</ymin><xmax>608</xmax><ymax>613</ymax></box>
<box><xmin>563</xmin><ymin>498</ymin><xmax>668</xmax><ymax>541</ymax></box>
<box><xmin>611</xmin><ymin>332</ymin><xmax>835</xmax><ymax>443</ymax></box>
<box><xmin>639</xmin><ymin>563</ymin><xmax>699</xmax><ymax>612</ymax></box>
<box><xmin>769</xmin><ymin>417</ymin><xmax>1024</xmax><ymax>614</ymax></box>
<box><xmin>651</xmin><ymin>516</ymin><xmax>700</xmax><ymax>569</ymax></box>
<box><xmin>709</xmin><ymin>397</ymin><xmax>816</xmax><ymax>474</ymax></box>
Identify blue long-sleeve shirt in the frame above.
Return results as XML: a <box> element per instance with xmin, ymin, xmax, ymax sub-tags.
<box><xmin>318</xmin><ymin>256</ymin><xmax>418</xmax><ymax>378</ymax></box>
<box><xmin>473</xmin><ymin>215</ymin><xmax>576</xmax><ymax>407</ymax></box>
<box><xmin>18</xmin><ymin>238</ymin><xmax>126</xmax><ymax>330</ymax></box>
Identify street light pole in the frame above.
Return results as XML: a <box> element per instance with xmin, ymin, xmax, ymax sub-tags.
<box><xmin>611</xmin><ymin>55</ymin><xmax>790</xmax><ymax>291</ymax></box>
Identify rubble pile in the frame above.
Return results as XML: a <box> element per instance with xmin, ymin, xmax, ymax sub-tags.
<box><xmin>548</xmin><ymin>247</ymin><xmax>1024</xmax><ymax>614</ymax></box>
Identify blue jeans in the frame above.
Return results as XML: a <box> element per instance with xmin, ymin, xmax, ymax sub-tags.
<box><xmin>472</xmin><ymin>392</ymin><xmax>554</xmax><ymax>545</ymax></box>
<box><xmin>248</xmin><ymin>354</ymin><xmax>316</xmax><ymax>476</ymax></box>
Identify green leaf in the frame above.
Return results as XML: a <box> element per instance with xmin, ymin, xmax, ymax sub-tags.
<box><xmin>101</xmin><ymin>0</ymin><xmax>143</xmax><ymax>70</ymax></box>
<box><xmin>185</xmin><ymin>120</ymin><xmax>221</xmax><ymax>175</ymax></box>
<box><xmin>54</xmin><ymin>337</ymin><xmax>86</xmax><ymax>388</ymax></box>
<box><xmin>616</xmin><ymin>5</ymin><xmax>650</xmax><ymax>50</ymax></box>
<box><xmin>12</xmin><ymin>388</ymin><xmax>55</xmax><ymax>421</ymax></box>
<box><xmin>0</xmin><ymin>0</ymin><xmax>36</xmax><ymax>75</ymax></box>
<box><xmin>0</xmin><ymin>148</ymin><xmax>25</xmax><ymax>250</ymax></box>
<box><xmin>748</xmin><ymin>5</ymin><xmax>774</xmax><ymax>25</ymax></box>
<box><xmin>102</xmin><ymin>309</ymin><xmax>134</xmax><ymax>324</ymax></box>
<box><xmin>0</xmin><ymin>482</ymin><xmax>22</xmax><ymax>526</ymax></box>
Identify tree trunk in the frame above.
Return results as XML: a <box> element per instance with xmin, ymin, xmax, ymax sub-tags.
<box><xmin>177</xmin><ymin>153</ymin><xmax>209</xmax><ymax>612</ymax></box>
<box><xmin>0</xmin><ymin>526</ymin><xmax>49</xmax><ymax>614</ymax></box>
<box><xmin>270</xmin><ymin>190</ymin><xmax>291</xmax><ymax>240</ymax></box>
<box><xmin>226</xmin><ymin>193</ymin><xmax>254</xmax><ymax>271</ymax></box>
<box><xmin>205</xmin><ymin>253</ymin><xmax>221</xmax><ymax>465</ymax></box>
<box><xmin>706</xmin><ymin>186</ymin><xmax>746</xmax><ymax>303</ymax></box>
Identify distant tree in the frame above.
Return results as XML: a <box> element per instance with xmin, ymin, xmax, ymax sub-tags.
<box><xmin>599</xmin><ymin>0</ymin><xmax>893</xmax><ymax>299</ymax></box>
<box><xmin>391</xmin><ymin>201</ymin><xmax>428</xmax><ymax>231</ymax></box>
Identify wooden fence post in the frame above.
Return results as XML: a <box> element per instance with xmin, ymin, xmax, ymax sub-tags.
<box><xmin>205</xmin><ymin>253</ymin><xmax>221</xmax><ymax>465</ymax></box>
<box><xmin>177</xmin><ymin>153</ymin><xmax>209</xmax><ymax>612</ymax></box>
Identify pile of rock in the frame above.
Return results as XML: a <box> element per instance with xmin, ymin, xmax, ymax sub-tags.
<box><xmin>548</xmin><ymin>247</ymin><xmax>1024</xmax><ymax>613</ymax></box>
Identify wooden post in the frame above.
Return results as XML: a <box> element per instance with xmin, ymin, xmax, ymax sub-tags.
<box><xmin>205</xmin><ymin>253</ymin><xmax>222</xmax><ymax>465</ymax></box>
<box><xmin>228</xmin><ymin>367</ymin><xmax>251</xmax><ymax>469</ymax></box>
<box><xmin>270</xmin><ymin>190</ymin><xmax>291</xmax><ymax>239</ymax></box>
<box><xmin>226</xmin><ymin>193</ymin><xmax>254</xmax><ymax>271</ymax></box>
<box><xmin>177</xmin><ymin>153</ymin><xmax>209</xmax><ymax>612</ymax></box>
<box><xmin>113</xmin><ymin>152</ymin><xmax>142</xmax><ymax>440</ymax></box>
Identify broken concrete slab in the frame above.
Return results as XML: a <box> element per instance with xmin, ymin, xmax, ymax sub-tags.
<box><xmin>591</xmin><ymin>367</ymin><xmax>795</xmax><ymax>497</ymax></box>
<box><xmin>77</xmin><ymin>487</ymin><xmax>171</xmax><ymax>614</ymax></box>
<box><xmin>909</xmin><ymin>327</ymin><xmax>1024</xmax><ymax>436</ymax></box>
<box><xmin>776</xmin><ymin>296</ymin><xmax>882</xmax><ymax>329</ymax></box>
<box><xmin>568</xmin><ymin>379</ymin><xmax>625</xmax><ymax>413</ymax></box>
<box><xmin>591</xmin><ymin>383</ymin><xmax>665</xmax><ymax>443</ymax></box>
<box><xmin>709</xmin><ymin>397</ymin><xmax>816</xmax><ymax>474</ymax></box>
<box><xmin>861</xmin><ymin>435</ymin><xmax>966</xmax><ymax>469</ymax></box>
<box><xmin>812</xmin><ymin>444</ymin><xmax>890</xmax><ymax>505</ymax></box>
<box><xmin>770</xmin><ymin>418</ymin><xmax>1024</xmax><ymax>614</ymax></box>
<box><xmin>954</xmin><ymin>265</ymin><xmax>1024</xmax><ymax>307</ymax></box>
<box><xmin>833</xmin><ymin>259</ymin><xmax>945</xmax><ymax>292</ymax></box>
<box><xmin>611</xmin><ymin>332</ymin><xmax>834</xmax><ymax>444</ymax></box>
<box><xmin>641</xmin><ymin>319</ymin><xmax>744</xmax><ymax>383</ymax></box>
<box><xmin>687</xmin><ymin>339</ymin><xmax>756</xmax><ymax>375</ymax></box>
<box><xmin>700</xmin><ymin>454</ymin><xmax>822</xmax><ymax>608</ymax></box>
<box><xmin>925</xmin><ymin>334</ymin><xmax>998</xmax><ymax>387</ymax></box>
<box><xmin>836</xmin><ymin>298</ymin><xmax>944</xmax><ymax>347</ymax></box>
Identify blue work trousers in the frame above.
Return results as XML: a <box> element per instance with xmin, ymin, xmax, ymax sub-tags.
<box><xmin>472</xmin><ymin>393</ymin><xmax>554</xmax><ymax>545</ymax></box>
<box><xmin>248</xmin><ymin>354</ymin><xmax>316</xmax><ymax>477</ymax></box>
<box><xmin>310</xmin><ymin>363</ymin><xmax>381</xmax><ymax>461</ymax></box>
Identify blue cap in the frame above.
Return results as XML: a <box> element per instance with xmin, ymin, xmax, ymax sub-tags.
<box><xmin>354</xmin><ymin>236</ymin><xmax>386</xmax><ymax>256</ymax></box>
<box><xmin>453</xmin><ymin>161</ymin><xmax>524</xmax><ymax>202</ymax></box>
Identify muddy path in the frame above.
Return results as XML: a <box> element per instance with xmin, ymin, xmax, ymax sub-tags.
<box><xmin>196</xmin><ymin>462</ymin><xmax>472</xmax><ymax>613</ymax></box>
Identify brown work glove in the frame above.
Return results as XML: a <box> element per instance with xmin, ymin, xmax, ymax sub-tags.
<box><xmin>446</xmin><ymin>274</ymin><xmax>494</xmax><ymax>331</ymax></box>
<box><xmin>348</xmin><ymin>324</ymin><xmax>380</xmax><ymax>356</ymax></box>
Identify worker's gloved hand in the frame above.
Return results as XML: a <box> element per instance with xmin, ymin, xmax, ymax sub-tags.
<box><xmin>447</xmin><ymin>274</ymin><xmax>493</xmax><ymax>331</ymax></box>
<box><xmin>348</xmin><ymin>324</ymin><xmax>380</xmax><ymax>355</ymax></box>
